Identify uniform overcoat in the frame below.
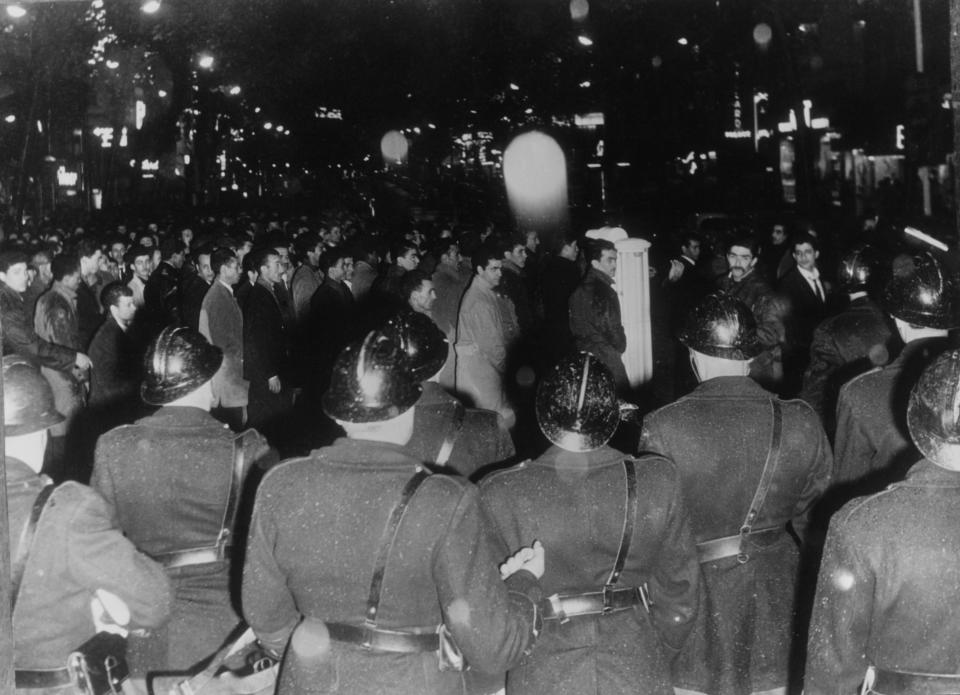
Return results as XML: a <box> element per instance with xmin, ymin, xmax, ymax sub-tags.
<box><xmin>242</xmin><ymin>437</ymin><xmax>542</xmax><ymax>695</ymax></box>
<box><xmin>406</xmin><ymin>381</ymin><xmax>514</xmax><ymax>479</ymax></box>
<box><xmin>833</xmin><ymin>337</ymin><xmax>947</xmax><ymax>496</ymax></box>
<box><xmin>640</xmin><ymin>376</ymin><xmax>833</xmax><ymax>695</ymax></box>
<box><xmin>7</xmin><ymin>458</ymin><xmax>171</xmax><ymax>678</ymax></box>
<box><xmin>805</xmin><ymin>460</ymin><xmax>960</xmax><ymax>695</ymax></box>
<box><xmin>479</xmin><ymin>446</ymin><xmax>700</xmax><ymax>695</ymax></box>
<box><xmin>91</xmin><ymin>406</ymin><xmax>272</xmax><ymax>674</ymax></box>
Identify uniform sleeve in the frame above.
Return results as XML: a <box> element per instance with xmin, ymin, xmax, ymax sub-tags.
<box><xmin>804</xmin><ymin>514</ymin><xmax>874</xmax><ymax>695</ymax></box>
<box><xmin>432</xmin><ymin>484</ymin><xmax>541</xmax><ymax>675</ymax></box>
<box><xmin>647</xmin><ymin>463</ymin><xmax>701</xmax><ymax>656</ymax></box>
<box><xmin>753</xmin><ymin>292</ymin><xmax>788</xmax><ymax>350</ymax></box>
<box><xmin>242</xmin><ymin>482</ymin><xmax>300</xmax><ymax>654</ymax></box>
<box><xmin>790</xmin><ymin>416</ymin><xmax>834</xmax><ymax>543</ymax></box>
<box><xmin>800</xmin><ymin>326</ymin><xmax>841</xmax><ymax>419</ymax></box>
<box><xmin>64</xmin><ymin>485</ymin><xmax>172</xmax><ymax>629</ymax></box>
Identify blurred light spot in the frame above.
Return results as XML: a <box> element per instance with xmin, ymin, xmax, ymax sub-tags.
<box><xmin>569</xmin><ymin>0</ymin><xmax>589</xmax><ymax>21</ymax></box>
<box><xmin>447</xmin><ymin>599</ymin><xmax>471</xmax><ymax>626</ymax></box>
<box><xmin>833</xmin><ymin>569</ymin><xmax>855</xmax><ymax>591</ymax></box>
<box><xmin>753</xmin><ymin>23</ymin><xmax>773</xmax><ymax>48</ymax></box>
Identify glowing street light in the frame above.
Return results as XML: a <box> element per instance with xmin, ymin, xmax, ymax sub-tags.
<box><xmin>677</xmin><ymin>37</ymin><xmax>689</xmax><ymax>46</ymax></box>
<box><xmin>228</xmin><ymin>85</ymin><xmax>241</xmax><ymax>96</ymax></box>
<box><xmin>4</xmin><ymin>115</ymin><xmax>16</xmax><ymax>124</ymax></box>
<box><xmin>577</xmin><ymin>35</ymin><xmax>593</xmax><ymax>47</ymax></box>
<box><xmin>263</xmin><ymin>122</ymin><xmax>273</xmax><ymax>130</ymax></box>
<box><xmin>141</xmin><ymin>0</ymin><xmax>161</xmax><ymax>14</ymax></box>
<box><xmin>197</xmin><ymin>53</ymin><xmax>214</xmax><ymax>70</ymax></box>
<box><xmin>6</xmin><ymin>5</ymin><xmax>26</xmax><ymax>19</ymax></box>
<box><xmin>105</xmin><ymin>60</ymin><xmax>120</xmax><ymax>70</ymax></box>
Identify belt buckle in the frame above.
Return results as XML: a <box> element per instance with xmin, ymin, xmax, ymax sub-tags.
<box><xmin>360</xmin><ymin>622</ymin><xmax>375</xmax><ymax>651</ymax></box>
<box><xmin>601</xmin><ymin>585</ymin><xmax>615</xmax><ymax>615</ymax></box>
<box><xmin>737</xmin><ymin>525</ymin><xmax>750</xmax><ymax>564</ymax></box>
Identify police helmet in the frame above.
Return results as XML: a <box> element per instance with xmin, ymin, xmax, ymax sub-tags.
<box><xmin>837</xmin><ymin>244</ymin><xmax>880</xmax><ymax>294</ymax></box>
<box><xmin>141</xmin><ymin>326</ymin><xmax>223</xmax><ymax>405</ymax></box>
<box><xmin>322</xmin><ymin>330</ymin><xmax>422</xmax><ymax>423</ymax></box>
<box><xmin>3</xmin><ymin>355</ymin><xmax>63</xmax><ymax>436</ymax></box>
<box><xmin>678</xmin><ymin>292</ymin><xmax>762</xmax><ymax>360</ymax></box>
<box><xmin>536</xmin><ymin>352</ymin><xmax>619</xmax><ymax>452</ymax></box>
<box><xmin>880</xmin><ymin>251</ymin><xmax>960</xmax><ymax>329</ymax></box>
<box><xmin>907</xmin><ymin>349</ymin><xmax>960</xmax><ymax>469</ymax></box>
<box><xmin>382</xmin><ymin>311</ymin><xmax>449</xmax><ymax>384</ymax></box>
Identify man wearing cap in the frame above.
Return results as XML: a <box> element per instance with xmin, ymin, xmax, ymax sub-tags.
<box><xmin>481</xmin><ymin>352</ymin><xmax>700</xmax><ymax>695</ymax></box>
<box><xmin>91</xmin><ymin>326</ymin><xmax>273</xmax><ymax>679</ymax></box>
<box><xmin>383</xmin><ymin>311</ymin><xmax>514</xmax><ymax>479</ymax></box>
<box><xmin>834</xmin><ymin>251</ymin><xmax>958</xmax><ymax>498</ymax></box>
<box><xmin>806</xmin><ymin>349</ymin><xmax>960</xmax><ymax>695</ymax></box>
<box><xmin>243</xmin><ymin>330</ymin><xmax>544</xmax><ymax>694</ymax></box>
<box><xmin>5</xmin><ymin>355</ymin><xmax>171</xmax><ymax>693</ymax></box>
<box><xmin>640</xmin><ymin>292</ymin><xmax>832</xmax><ymax>695</ymax></box>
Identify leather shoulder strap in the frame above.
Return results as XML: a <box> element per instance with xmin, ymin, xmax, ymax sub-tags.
<box><xmin>605</xmin><ymin>458</ymin><xmax>638</xmax><ymax>588</ymax></box>
<box><xmin>11</xmin><ymin>484</ymin><xmax>55</xmax><ymax>610</ymax></box>
<box><xmin>365</xmin><ymin>469</ymin><xmax>431</xmax><ymax>628</ymax></box>
<box><xmin>219</xmin><ymin>430</ymin><xmax>251</xmax><ymax>548</ymax></box>
<box><xmin>740</xmin><ymin>399</ymin><xmax>784</xmax><ymax>539</ymax></box>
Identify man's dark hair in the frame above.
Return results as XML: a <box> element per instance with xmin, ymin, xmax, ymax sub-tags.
<box><xmin>679</xmin><ymin>232</ymin><xmax>702</xmax><ymax>251</ymax></box>
<box><xmin>401</xmin><ymin>269</ymin><xmax>431</xmax><ymax>300</ymax></box>
<box><xmin>585</xmin><ymin>238</ymin><xmax>616</xmax><ymax>264</ymax></box>
<box><xmin>211</xmin><ymin>247</ymin><xmax>237</xmax><ymax>277</ymax></box>
<box><xmin>51</xmin><ymin>253</ymin><xmax>81</xmax><ymax>281</ymax></box>
<box><xmin>0</xmin><ymin>250</ymin><xmax>29</xmax><ymax>273</ymax></box>
<box><xmin>318</xmin><ymin>245</ymin><xmax>351</xmax><ymax>273</ymax></box>
<box><xmin>496</xmin><ymin>234</ymin><xmax>526</xmax><ymax>259</ymax></box>
<box><xmin>294</xmin><ymin>231</ymin><xmax>320</xmax><ymax>260</ymax></box>
<box><xmin>726</xmin><ymin>234</ymin><xmax>760</xmax><ymax>257</ymax></box>
<box><xmin>433</xmin><ymin>238</ymin><xmax>459</xmax><ymax>261</ymax></box>
<box><xmin>249</xmin><ymin>247</ymin><xmax>279</xmax><ymax>273</ymax></box>
<box><xmin>125</xmin><ymin>245</ymin><xmax>152</xmax><ymax>267</ymax></box>
<box><xmin>472</xmin><ymin>244</ymin><xmax>499</xmax><ymax>275</ymax></box>
<box><xmin>76</xmin><ymin>237</ymin><xmax>101</xmax><ymax>260</ymax></box>
<box><xmin>390</xmin><ymin>241</ymin><xmax>418</xmax><ymax>265</ymax></box>
<box><xmin>792</xmin><ymin>233</ymin><xmax>820</xmax><ymax>253</ymax></box>
<box><xmin>160</xmin><ymin>237</ymin><xmax>187</xmax><ymax>261</ymax></box>
<box><xmin>100</xmin><ymin>280</ymin><xmax>133</xmax><ymax>309</ymax></box>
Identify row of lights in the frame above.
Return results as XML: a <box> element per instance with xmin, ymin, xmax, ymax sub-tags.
<box><xmin>6</xmin><ymin>0</ymin><xmax>159</xmax><ymax>19</ymax></box>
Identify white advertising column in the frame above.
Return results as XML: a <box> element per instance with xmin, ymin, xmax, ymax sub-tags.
<box><xmin>615</xmin><ymin>238</ymin><xmax>653</xmax><ymax>388</ymax></box>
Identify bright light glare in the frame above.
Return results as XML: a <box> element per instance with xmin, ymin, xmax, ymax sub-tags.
<box><xmin>263</xmin><ymin>122</ymin><xmax>273</xmax><ymax>130</ymax></box>
<box><xmin>6</xmin><ymin>5</ymin><xmax>26</xmax><ymax>19</ymax></box>
<box><xmin>577</xmin><ymin>35</ymin><xmax>593</xmax><ymax>47</ymax></box>
<box><xmin>380</xmin><ymin>130</ymin><xmax>409</xmax><ymax>164</ymax></box>
<box><xmin>197</xmin><ymin>54</ymin><xmax>214</xmax><ymax>70</ymax></box>
<box><xmin>509</xmin><ymin>83</ymin><xmax>519</xmax><ymax>91</ymax></box>
<box><xmin>158</xmin><ymin>90</ymin><xmax>168</xmax><ymax>97</ymax></box>
<box><xmin>677</xmin><ymin>37</ymin><xmax>688</xmax><ymax>46</ymax></box>
<box><xmin>503</xmin><ymin>130</ymin><xmax>568</xmax><ymax>228</ymax></box>
<box><xmin>141</xmin><ymin>0</ymin><xmax>161</xmax><ymax>14</ymax></box>
<box><xmin>228</xmin><ymin>86</ymin><xmax>241</xmax><ymax>96</ymax></box>
<box><xmin>105</xmin><ymin>60</ymin><xmax>120</xmax><ymax>70</ymax></box>
<box><xmin>4</xmin><ymin>115</ymin><xmax>15</xmax><ymax>124</ymax></box>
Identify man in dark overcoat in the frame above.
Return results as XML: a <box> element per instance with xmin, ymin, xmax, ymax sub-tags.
<box><xmin>640</xmin><ymin>293</ymin><xmax>832</xmax><ymax>695</ymax></box>
<box><xmin>834</xmin><ymin>251</ymin><xmax>958</xmax><ymax>498</ymax></box>
<box><xmin>569</xmin><ymin>238</ymin><xmax>628</xmax><ymax>393</ymax></box>
<box><xmin>805</xmin><ymin>350</ymin><xmax>960</xmax><ymax>695</ymax></box>
<box><xmin>799</xmin><ymin>245</ymin><xmax>898</xmax><ymax>437</ymax></box>
<box><xmin>383</xmin><ymin>311</ymin><xmax>514</xmax><ymax>479</ymax></box>
<box><xmin>92</xmin><ymin>327</ymin><xmax>273</xmax><ymax>679</ymax></box>
<box><xmin>242</xmin><ymin>330</ymin><xmax>544</xmax><ymax>695</ymax></box>
<box><xmin>5</xmin><ymin>355</ymin><xmax>171</xmax><ymax>693</ymax></box>
<box><xmin>481</xmin><ymin>353</ymin><xmax>700</xmax><ymax>695</ymax></box>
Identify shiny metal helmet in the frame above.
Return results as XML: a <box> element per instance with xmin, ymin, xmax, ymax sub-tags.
<box><xmin>880</xmin><ymin>251</ymin><xmax>960</xmax><ymax>329</ymax></box>
<box><xmin>536</xmin><ymin>352</ymin><xmax>619</xmax><ymax>452</ymax></box>
<box><xmin>907</xmin><ymin>349</ymin><xmax>960</xmax><ymax>469</ymax></box>
<box><xmin>837</xmin><ymin>244</ymin><xmax>879</xmax><ymax>293</ymax></box>
<box><xmin>382</xmin><ymin>311</ymin><xmax>449</xmax><ymax>383</ymax></box>
<box><xmin>3</xmin><ymin>355</ymin><xmax>64</xmax><ymax>436</ymax></box>
<box><xmin>322</xmin><ymin>330</ymin><xmax>422</xmax><ymax>423</ymax></box>
<box><xmin>141</xmin><ymin>326</ymin><xmax>223</xmax><ymax>405</ymax></box>
<box><xmin>678</xmin><ymin>292</ymin><xmax>762</xmax><ymax>360</ymax></box>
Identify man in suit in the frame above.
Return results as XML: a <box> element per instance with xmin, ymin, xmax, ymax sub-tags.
<box><xmin>243</xmin><ymin>247</ymin><xmax>291</xmax><ymax>445</ymax></box>
<box><xmin>779</xmin><ymin>233</ymin><xmax>831</xmax><ymax>395</ymax></box>
<box><xmin>200</xmin><ymin>247</ymin><xmax>249</xmax><ymax>431</ymax></box>
<box><xmin>309</xmin><ymin>245</ymin><xmax>356</xmax><ymax>396</ymax></box>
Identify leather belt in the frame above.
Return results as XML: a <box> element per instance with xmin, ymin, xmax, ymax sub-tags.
<box><xmin>15</xmin><ymin>667</ymin><xmax>73</xmax><ymax>689</ymax></box>
<box><xmin>326</xmin><ymin>623</ymin><xmax>440</xmax><ymax>653</ymax></box>
<box><xmin>871</xmin><ymin>668</ymin><xmax>960</xmax><ymax>695</ymax></box>
<box><xmin>696</xmin><ymin>527</ymin><xmax>782</xmax><ymax>564</ymax></box>
<box><xmin>542</xmin><ymin>586</ymin><xmax>648</xmax><ymax>623</ymax></box>
<box><xmin>153</xmin><ymin>544</ymin><xmax>229</xmax><ymax>569</ymax></box>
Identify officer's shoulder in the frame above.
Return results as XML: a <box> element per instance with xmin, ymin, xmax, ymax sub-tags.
<box><xmin>837</xmin><ymin>365</ymin><xmax>884</xmax><ymax>400</ymax></box>
<box><xmin>257</xmin><ymin>454</ymin><xmax>322</xmax><ymax>490</ymax></box>
<box><xmin>833</xmin><ymin>484</ymin><xmax>903</xmax><ymax>528</ymax></box>
<box><xmin>476</xmin><ymin>459</ymin><xmax>532</xmax><ymax>490</ymax></box>
<box><xmin>632</xmin><ymin>451</ymin><xmax>682</xmax><ymax>483</ymax></box>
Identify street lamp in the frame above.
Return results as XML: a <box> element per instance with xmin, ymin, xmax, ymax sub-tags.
<box><xmin>577</xmin><ymin>35</ymin><xmax>593</xmax><ymax>47</ymax></box>
<box><xmin>5</xmin><ymin>4</ymin><xmax>26</xmax><ymax>18</ymax></box>
<box><xmin>197</xmin><ymin>53</ymin><xmax>214</xmax><ymax>70</ymax></box>
<box><xmin>141</xmin><ymin>0</ymin><xmax>160</xmax><ymax>14</ymax></box>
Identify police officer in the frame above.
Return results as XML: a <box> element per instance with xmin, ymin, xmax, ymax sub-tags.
<box><xmin>805</xmin><ymin>349</ymin><xmax>960</xmax><ymax>694</ymax></box>
<box><xmin>834</xmin><ymin>250</ymin><xmax>960</xmax><ymax>496</ymax></box>
<box><xmin>799</xmin><ymin>244</ymin><xmax>899</xmax><ymax>437</ymax></box>
<box><xmin>640</xmin><ymin>292</ymin><xmax>832</xmax><ymax>695</ymax></box>
<box><xmin>480</xmin><ymin>352</ymin><xmax>700</xmax><ymax>694</ymax></box>
<box><xmin>242</xmin><ymin>330</ymin><xmax>544</xmax><ymax>694</ymax></box>
<box><xmin>91</xmin><ymin>326</ymin><xmax>274</xmax><ymax>678</ymax></box>
<box><xmin>5</xmin><ymin>355</ymin><xmax>171</xmax><ymax>693</ymax></box>
<box><xmin>383</xmin><ymin>311</ymin><xmax>514</xmax><ymax>479</ymax></box>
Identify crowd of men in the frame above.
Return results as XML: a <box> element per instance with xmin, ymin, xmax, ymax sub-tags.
<box><xmin>2</xmin><ymin>208</ymin><xmax>959</xmax><ymax>695</ymax></box>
